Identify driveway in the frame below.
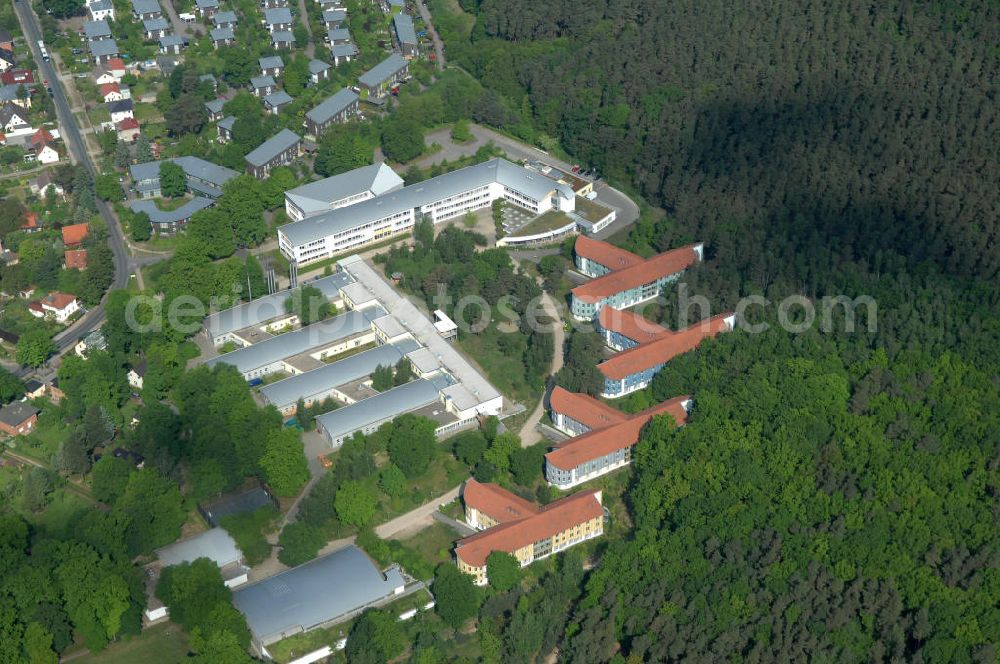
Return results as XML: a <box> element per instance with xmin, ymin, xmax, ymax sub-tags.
<box><xmin>374</xmin><ymin>484</ymin><xmax>462</xmax><ymax>540</ymax></box>
<box><xmin>163</xmin><ymin>0</ymin><xmax>201</xmax><ymax>36</ymax></box>
<box><xmin>414</xmin><ymin>0</ymin><xmax>445</xmax><ymax>70</ymax></box>
<box><xmin>517</xmin><ymin>288</ymin><xmax>565</xmax><ymax>447</ymax></box>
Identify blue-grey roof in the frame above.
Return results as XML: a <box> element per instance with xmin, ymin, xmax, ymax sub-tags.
<box><xmin>271</xmin><ymin>30</ymin><xmax>294</xmax><ymax>44</ymax></box>
<box><xmin>132</xmin><ymin>0</ymin><xmax>161</xmax><ymax>14</ymax></box>
<box><xmin>388</xmin><ymin>0</ymin><xmax>404</xmax><ymax>6</ymax></box>
<box><xmin>285</xmin><ymin>163</ymin><xmax>403</xmax><ymax>217</ymax></box>
<box><xmin>322</xmin><ymin>8</ymin><xmax>346</xmax><ymax>23</ymax></box>
<box><xmin>143</xmin><ymin>17</ymin><xmax>169</xmax><ymax>31</ymax></box>
<box><xmin>204</xmin><ymin>306</ymin><xmax>385</xmax><ymax>374</ymax></box>
<box><xmin>315</xmin><ymin>376</ymin><xmax>448</xmax><ymax>442</ymax></box>
<box><xmin>326</xmin><ymin>26</ymin><xmax>350</xmax><ymax>42</ymax></box>
<box><xmin>259</xmin><ymin>342</ymin><xmax>406</xmax><ymax>409</ymax></box>
<box><xmin>0</xmin><ymin>85</ymin><xmax>28</xmax><ymax>102</ymax></box>
<box><xmin>204</xmin><ymin>272</ymin><xmax>353</xmax><ymax>338</ymax></box>
<box><xmin>200</xmin><ymin>73</ymin><xmax>218</xmax><ymax>86</ymax></box>
<box><xmin>308</xmin><ymin>59</ymin><xmax>330</xmax><ymax>74</ymax></box>
<box><xmin>89</xmin><ymin>0</ymin><xmax>113</xmax><ymax>12</ymax></box>
<box><xmin>211</xmin><ymin>26</ymin><xmax>234</xmax><ymax>40</ymax></box>
<box><xmin>259</xmin><ymin>56</ymin><xmax>284</xmax><ymax>70</ymax></box>
<box><xmin>83</xmin><ymin>19</ymin><xmax>111</xmax><ymax>39</ymax></box>
<box><xmin>218</xmin><ymin>115</ymin><xmax>236</xmax><ymax>131</ymax></box>
<box><xmin>232</xmin><ymin>546</ymin><xmax>406</xmax><ymax>646</ymax></box>
<box><xmin>195</xmin><ymin>0</ymin><xmax>219</xmax><ymax>8</ymax></box>
<box><xmin>128</xmin><ymin>197</ymin><xmax>214</xmax><ymax>225</ymax></box>
<box><xmin>90</xmin><ymin>38</ymin><xmax>119</xmax><ymax>57</ymax></box>
<box><xmin>245</xmin><ymin>128</ymin><xmax>301</xmax><ymax>167</ymax></box>
<box><xmin>264</xmin><ymin>90</ymin><xmax>293</xmax><ymax>108</ymax></box>
<box><xmin>159</xmin><ymin>35</ymin><xmax>186</xmax><ymax>48</ymax></box>
<box><xmin>156</xmin><ymin>528</ymin><xmax>242</xmax><ymax>568</ymax></box>
<box><xmin>392</xmin><ymin>13</ymin><xmax>416</xmax><ymax>45</ymax></box>
<box><xmin>358</xmin><ymin>53</ymin><xmax>408</xmax><ymax>87</ymax></box>
<box><xmin>330</xmin><ymin>43</ymin><xmax>358</xmax><ymax>59</ymax></box>
<box><xmin>264</xmin><ymin>7</ymin><xmax>292</xmax><ymax>24</ymax></box>
<box><xmin>129</xmin><ymin>156</ymin><xmax>238</xmax><ymax>188</ymax></box>
<box><xmin>213</xmin><ymin>10</ymin><xmax>237</xmax><ymax>24</ymax></box>
<box><xmin>279</xmin><ymin>159</ymin><xmax>572</xmax><ymax>247</ymax></box>
<box><xmin>106</xmin><ymin>98</ymin><xmax>133</xmax><ymax>113</ymax></box>
<box><xmin>250</xmin><ymin>75</ymin><xmax>276</xmax><ymax>89</ymax></box>
<box><xmin>305</xmin><ymin>88</ymin><xmax>357</xmax><ymax>125</ymax></box>
<box><xmin>205</xmin><ymin>98</ymin><xmax>225</xmax><ymax>114</ymax></box>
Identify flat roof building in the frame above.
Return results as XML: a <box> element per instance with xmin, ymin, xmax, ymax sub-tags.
<box><xmin>128</xmin><ymin>197</ymin><xmax>214</xmax><ymax>232</ymax></box>
<box><xmin>284</xmin><ymin>162</ymin><xmax>403</xmax><ymax>221</ymax></box>
<box><xmin>233</xmin><ymin>545</ymin><xmax>405</xmax><ymax>650</ymax></box>
<box><xmin>129</xmin><ymin>155</ymin><xmax>238</xmax><ymax>199</ymax></box>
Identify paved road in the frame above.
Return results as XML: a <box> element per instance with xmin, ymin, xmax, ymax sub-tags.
<box><xmin>14</xmin><ymin>0</ymin><xmax>132</xmax><ymax>359</ymax></box>
<box><xmin>518</xmin><ymin>289</ymin><xmax>565</xmax><ymax>447</ymax></box>
<box><xmin>374</xmin><ymin>484</ymin><xmax>461</xmax><ymax>540</ymax></box>
<box><xmin>163</xmin><ymin>0</ymin><xmax>201</xmax><ymax>37</ymax></box>
<box><xmin>415</xmin><ymin>0</ymin><xmax>445</xmax><ymax>70</ymax></box>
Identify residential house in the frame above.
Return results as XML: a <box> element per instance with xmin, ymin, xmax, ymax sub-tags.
<box><xmin>0</xmin><ymin>84</ymin><xmax>30</xmax><ymax>110</ymax></box>
<box><xmin>107</xmin><ymin>98</ymin><xmax>134</xmax><ymax>124</ymax></box>
<box><xmin>74</xmin><ymin>329</ymin><xmax>107</xmax><ymax>357</ymax></box>
<box><xmin>88</xmin><ymin>0</ymin><xmax>116</xmax><ymax>21</ymax></box>
<box><xmin>259</xmin><ymin>55</ymin><xmax>284</xmax><ymax>78</ymax></box>
<box><xmin>329</xmin><ymin>42</ymin><xmax>358</xmax><ymax>65</ymax></box>
<box><xmin>24</xmin><ymin>380</ymin><xmax>46</xmax><ymax>400</ymax></box>
<box><xmin>0</xmin><ymin>50</ymin><xmax>14</xmax><ymax>74</ymax></box>
<box><xmin>94</xmin><ymin>69</ymin><xmax>117</xmax><ymax>86</ymax></box>
<box><xmin>211</xmin><ymin>27</ymin><xmax>235</xmax><ymax>48</ymax></box>
<box><xmin>204</xmin><ymin>98</ymin><xmax>225</xmax><ymax>121</ymax></box>
<box><xmin>143</xmin><ymin>17</ymin><xmax>170</xmax><ymax>40</ymax></box>
<box><xmin>249</xmin><ymin>75</ymin><xmax>276</xmax><ymax>97</ymax></box>
<box><xmin>64</xmin><ymin>249</ymin><xmax>88</xmax><ymax>270</ymax></box>
<box><xmin>212</xmin><ymin>10</ymin><xmax>237</xmax><ymax>28</ymax></box>
<box><xmin>99</xmin><ymin>82</ymin><xmax>124</xmax><ymax>102</ymax></box>
<box><xmin>47</xmin><ymin>379</ymin><xmax>65</xmax><ymax>403</ymax></box>
<box><xmin>89</xmin><ymin>38</ymin><xmax>120</xmax><ymax>64</ymax></box>
<box><xmin>28</xmin><ymin>292</ymin><xmax>80</xmax><ymax>324</ymax></box>
<box><xmin>0</xmin><ymin>69</ymin><xmax>34</xmax><ymax>86</ymax></box>
<box><xmin>107</xmin><ymin>58</ymin><xmax>127</xmax><ymax>79</ymax></box>
<box><xmin>304</xmin><ymin>88</ymin><xmax>358</xmax><ymax>136</ymax></box>
<box><xmin>217</xmin><ymin>115</ymin><xmax>235</xmax><ymax>142</ymax></box>
<box><xmin>159</xmin><ymin>36</ymin><xmax>186</xmax><ymax>54</ymax></box>
<box><xmin>83</xmin><ymin>19</ymin><xmax>112</xmax><ymax>41</ymax></box>
<box><xmin>259</xmin><ymin>0</ymin><xmax>286</xmax><ymax>7</ymax></box>
<box><xmin>28</xmin><ymin>172</ymin><xmax>65</xmax><ymax>198</ymax></box>
<box><xmin>308</xmin><ymin>59</ymin><xmax>331</xmax><ymax>85</ymax></box>
<box><xmin>322</xmin><ymin>8</ymin><xmax>346</xmax><ymax>28</ymax></box>
<box><xmin>20</xmin><ymin>212</ymin><xmax>39</xmax><ymax>233</ymax></box>
<box><xmin>392</xmin><ymin>13</ymin><xmax>417</xmax><ymax>57</ymax></box>
<box><xmin>270</xmin><ymin>30</ymin><xmax>294</xmax><ymax>49</ymax></box>
<box><xmin>0</xmin><ymin>29</ymin><xmax>12</xmax><ymax>52</ymax></box>
<box><xmin>61</xmin><ymin>223</ymin><xmax>89</xmax><ymax>246</ymax></box>
<box><xmin>194</xmin><ymin>0</ymin><xmax>219</xmax><ymax>17</ymax></box>
<box><xmin>116</xmin><ymin>117</ymin><xmax>140</xmax><ymax>142</ymax></box>
<box><xmin>132</xmin><ymin>0</ymin><xmax>162</xmax><ymax>20</ymax></box>
<box><xmin>263</xmin><ymin>7</ymin><xmax>292</xmax><ymax>32</ymax></box>
<box><xmin>127</xmin><ymin>360</ymin><xmax>147</xmax><ymax>390</ymax></box>
<box><xmin>326</xmin><ymin>27</ymin><xmax>350</xmax><ymax>44</ymax></box>
<box><xmin>263</xmin><ymin>90</ymin><xmax>293</xmax><ymax>115</ymax></box>
<box><xmin>0</xmin><ymin>401</ymin><xmax>39</xmax><ymax>436</ymax></box>
<box><xmin>358</xmin><ymin>53</ymin><xmax>408</xmax><ymax>97</ymax></box>
<box><xmin>0</xmin><ymin>104</ymin><xmax>28</xmax><ymax>133</ymax></box>
<box><xmin>244</xmin><ymin>128</ymin><xmax>301</xmax><ymax>179</ymax></box>
<box><xmin>31</xmin><ymin>130</ymin><xmax>60</xmax><ymax>165</ymax></box>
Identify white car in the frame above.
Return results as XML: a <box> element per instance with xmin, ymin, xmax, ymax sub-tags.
<box><xmin>584</xmin><ymin>191</ymin><xmax>598</xmax><ymax>201</ymax></box>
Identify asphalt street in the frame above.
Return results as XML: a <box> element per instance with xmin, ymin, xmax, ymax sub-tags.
<box><xmin>13</xmin><ymin>0</ymin><xmax>132</xmax><ymax>358</ymax></box>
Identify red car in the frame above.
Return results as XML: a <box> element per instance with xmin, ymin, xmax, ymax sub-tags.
<box><xmin>571</xmin><ymin>165</ymin><xmax>581</xmax><ymax>173</ymax></box>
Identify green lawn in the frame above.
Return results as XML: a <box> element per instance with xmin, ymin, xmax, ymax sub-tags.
<box><xmin>393</xmin><ymin>520</ymin><xmax>461</xmax><ymax>570</ymax></box>
<box><xmin>71</xmin><ymin>622</ymin><xmax>190</xmax><ymax>664</ymax></box>
<box><xmin>573</xmin><ymin>195</ymin><xmax>613</xmax><ymax>222</ymax></box>
<box><xmin>29</xmin><ymin>488</ymin><xmax>91</xmax><ymax>539</ymax></box>
<box><xmin>133</xmin><ymin>102</ymin><xmax>162</xmax><ymax>122</ymax></box>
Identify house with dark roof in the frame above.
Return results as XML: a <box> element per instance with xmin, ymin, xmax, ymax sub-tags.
<box><xmin>159</xmin><ymin>35</ymin><xmax>187</xmax><ymax>54</ymax></box>
<box><xmin>198</xmin><ymin>484</ymin><xmax>277</xmax><ymax>526</ymax></box>
<box><xmin>90</xmin><ymin>37</ymin><xmax>120</xmax><ymax>64</ymax></box>
<box><xmin>128</xmin><ymin>197</ymin><xmax>215</xmax><ymax>232</ymax></box>
<box><xmin>88</xmin><ymin>0</ymin><xmax>115</xmax><ymax>20</ymax></box>
<box><xmin>132</xmin><ymin>0</ymin><xmax>162</xmax><ymax>20</ymax></box>
<box><xmin>143</xmin><ymin>17</ymin><xmax>170</xmax><ymax>39</ymax></box>
<box><xmin>329</xmin><ymin>42</ymin><xmax>358</xmax><ymax>66</ymax></box>
<box><xmin>106</xmin><ymin>98</ymin><xmax>134</xmax><ymax>123</ymax></box>
<box><xmin>213</xmin><ymin>10</ymin><xmax>237</xmax><ymax>27</ymax></box>
<box><xmin>127</xmin><ymin>360</ymin><xmax>148</xmax><ymax>390</ymax></box>
<box><xmin>195</xmin><ymin>0</ymin><xmax>219</xmax><ymax>17</ymax></box>
<box><xmin>211</xmin><ymin>27</ymin><xmax>234</xmax><ymax>47</ymax></box>
<box><xmin>217</xmin><ymin>115</ymin><xmax>235</xmax><ymax>142</ymax></box>
<box><xmin>270</xmin><ymin>30</ymin><xmax>294</xmax><ymax>49</ymax></box>
<box><xmin>0</xmin><ymin>401</ymin><xmax>39</xmax><ymax>436</ymax></box>
<box><xmin>83</xmin><ymin>19</ymin><xmax>112</xmax><ymax>41</ymax></box>
<box><xmin>250</xmin><ymin>75</ymin><xmax>276</xmax><ymax>97</ymax></box>
<box><xmin>244</xmin><ymin>129</ymin><xmax>301</xmax><ymax>179</ymax></box>
<box><xmin>129</xmin><ymin>156</ymin><xmax>238</xmax><ymax>199</ymax></box>
<box><xmin>0</xmin><ymin>49</ymin><xmax>14</xmax><ymax>73</ymax></box>
<box><xmin>0</xmin><ymin>28</ymin><xmax>12</xmax><ymax>52</ymax></box>
<box><xmin>0</xmin><ymin>104</ymin><xmax>28</xmax><ymax>133</ymax></box>
<box><xmin>322</xmin><ymin>8</ymin><xmax>346</xmax><ymax>28</ymax></box>
<box><xmin>259</xmin><ymin>56</ymin><xmax>284</xmax><ymax>78</ymax></box>
<box><xmin>304</xmin><ymin>88</ymin><xmax>358</xmax><ymax>136</ymax></box>
<box><xmin>308</xmin><ymin>59</ymin><xmax>331</xmax><ymax>85</ymax></box>
<box><xmin>392</xmin><ymin>13</ymin><xmax>417</xmax><ymax>57</ymax></box>
<box><xmin>263</xmin><ymin>90</ymin><xmax>293</xmax><ymax>115</ymax></box>
<box><xmin>263</xmin><ymin>7</ymin><xmax>292</xmax><ymax>32</ymax></box>
<box><xmin>358</xmin><ymin>53</ymin><xmax>408</xmax><ymax>97</ymax></box>
<box><xmin>260</xmin><ymin>0</ymin><xmax>286</xmax><ymax>8</ymax></box>
<box><xmin>204</xmin><ymin>98</ymin><xmax>225</xmax><ymax>121</ymax></box>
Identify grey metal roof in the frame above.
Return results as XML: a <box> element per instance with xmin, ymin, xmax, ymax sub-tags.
<box><xmin>0</xmin><ymin>401</ymin><xmax>39</xmax><ymax>426</ymax></box>
<box><xmin>232</xmin><ymin>545</ymin><xmax>405</xmax><ymax>646</ymax></box>
<box><xmin>330</xmin><ymin>43</ymin><xmax>358</xmax><ymax>58</ymax></box>
<box><xmin>159</xmin><ymin>35</ymin><xmax>186</xmax><ymax>48</ymax></box>
<box><xmin>284</xmin><ymin>163</ymin><xmax>403</xmax><ymax>217</ymax></box>
<box><xmin>204</xmin><ymin>272</ymin><xmax>353</xmax><ymax>338</ymax></box>
<box><xmin>250</xmin><ymin>75</ymin><xmax>276</xmax><ymax>89</ymax></box>
<box><xmin>204</xmin><ymin>98</ymin><xmax>225</xmax><ymax>114</ymax></box>
<box><xmin>259</xmin><ymin>56</ymin><xmax>284</xmax><ymax>70</ymax></box>
<box><xmin>271</xmin><ymin>30</ymin><xmax>294</xmax><ymax>44</ymax></box>
<box><xmin>315</xmin><ymin>376</ymin><xmax>449</xmax><ymax>442</ymax></box>
<box><xmin>308</xmin><ymin>59</ymin><xmax>330</xmax><ymax>74</ymax></box>
<box><xmin>132</xmin><ymin>0</ymin><xmax>161</xmax><ymax>14</ymax></box>
<box><xmin>195</xmin><ymin>0</ymin><xmax>218</xmax><ymax>7</ymax></box>
<box><xmin>203</xmin><ymin>306</ymin><xmax>385</xmax><ymax>374</ymax></box>
<box><xmin>129</xmin><ymin>156</ymin><xmax>238</xmax><ymax>188</ymax></box>
<box><xmin>89</xmin><ymin>0</ymin><xmax>113</xmax><ymax>11</ymax></box>
<box><xmin>264</xmin><ymin>90</ymin><xmax>293</xmax><ymax>108</ymax></box>
<box><xmin>322</xmin><ymin>8</ymin><xmax>346</xmax><ymax>23</ymax></box>
<box><xmin>245</xmin><ymin>128</ymin><xmax>301</xmax><ymax>167</ymax></box>
<box><xmin>90</xmin><ymin>39</ymin><xmax>119</xmax><ymax>57</ymax></box>
<box><xmin>388</xmin><ymin>0</ymin><xmax>404</xmax><ymax>6</ymax></box>
<box><xmin>326</xmin><ymin>27</ymin><xmax>350</xmax><ymax>42</ymax></box>
<box><xmin>358</xmin><ymin>53</ymin><xmax>407</xmax><ymax>87</ymax></box>
<box><xmin>305</xmin><ymin>88</ymin><xmax>357</xmax><ymax>125</ymax></box>
<box><xmin>128</xmin><ymin>197</ymin><xmax>214</xmax><ymax>225</ymax></box>
<box><xmin>156</xmin><ymin>528</ymin><xmax>242</xmax><ymax>568</ymax></box>
<box><xmin>200</xmin><ymin>485</ymin><xmax>275</xmax><ymax>526</ymax></box>
<box><xmin>264</xmin><ymin>7</ymin><xmax>292</xmax><ymax>24</ymax></box>
<box><xmin>279</xmin><ymin>158</ymin><xmax>568</xmax><ymax>247</ymax></box>
<box><xmin>143</xmin><ymin>17</ymin><xmax>169</xmax><ymax>31</ymax></box>
<box><xmin>83</xmin><ymin>20</ymin><xmax>111</xmax><ymax>39</ymax></box>
<box><xmin>211</xmin><ymin>26</ymin><xmax>234</xmax><ymax>40</ymax></box>
<box><xmin>258</xmin><ymin>342</ymin><xmax>406</xmax><ymax>409</ymax></box>
<box><xmin>213</xmin><ymin>10</ymin><xmax>237</xmax><ymax>24</ymax></box>
<box><xmin>393</xmin><ymin>13</ymin><xmax>416</xmax><ymax>45</ymax></box>
<box><xmin>218</xmin><ymin>115</ymin><xmax>236</xmax><ymax>130</ymax></box>
<box><xmin>373</xmin><ymin>314</ymin><xmax>408</xmax><ymax>339</ymax></box>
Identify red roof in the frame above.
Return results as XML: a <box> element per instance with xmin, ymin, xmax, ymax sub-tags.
<box><xmin>545</xmin><ymin>396</ymin><xmax>690</xmax><ymax>471</ymax></box>
<box><xmin>572</xmin><ymin>244</ymin><xmax>702</xmax><ymax>304</ymax></box>
<box><xmin>64</xmin><ymin>249</ymin><xmax>88</xmax><ymax>270</ymax></box>
<box><xmin>598</xmin><ymin>313</ymin><xmax>734</xmax><ymax>380</ymax></box>
<box><xmin>549</xmin><ymin>385</ymin><xmax>627</xmax><ymax>431</ymax></box>
<box><xmin>61</xmin><ymin>223</ymin><xmax>89</xmax><ymax>247</ymax></box>
<box><xmin>35</xmin><ymin>292</ymin><xmax>77</xmax><ymax>311</ymax></box>
<box><xmin>117</xmin><ymin>117</ymin><xmax>140</xmax><ymax>130</ymax></box>
<box><xmin>0</xmin><ymin>69</ymin><xmax>34</xmax><ymax>85</ymax></box>
<box><xmin>455</xmin><ymin>485</ymin><xmax>603</xmax><ymax>568</ymax></box>
<box><xmin>598</xmin><ymin>307</ymin><xmax>670</xmax><ymax>345</ymax></box>
<box><xmin>574</xmin><ymin>235</ymin><xmax>643</xmax><ymax>272</ymax></box>
<box><xmin>107</xmin><ymin>58</ymin><xmax>125</xmax><ymax>71</ymax></box>
<box><xmin>21</xmin><ymin>211</ymin><xmax>38</xmax><ymax>229</ymax></box>
<box><xmin>462</xmin><ymin>480</ymin><xmax>539</xmax><ymax>525</ymax></box>
<box><xmin>99</xmin><ymin>82</ymin><xmax>121</xmax><ymax>97</ymax></box>
<box><xmin>30</xmin><ymin>128</ymin><xmax>53</xmax><ymax>147</ymax></box>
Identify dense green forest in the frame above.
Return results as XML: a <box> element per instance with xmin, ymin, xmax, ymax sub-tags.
<box><xmin>428</xmin><ymin>0</ymin><xmax>1000</xmax><ymax>662</ymax></box>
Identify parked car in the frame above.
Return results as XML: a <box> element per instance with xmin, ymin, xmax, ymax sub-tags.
<box><xmin>584</xmin><ymin>191</ymin><xmax>598</xmax><ymax>201</ymax></box>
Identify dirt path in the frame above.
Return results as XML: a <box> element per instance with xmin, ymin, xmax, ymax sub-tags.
<box><xmin>374</xmin><ymin>484</ymin><xmax>461</xmax><ymax>540</ymax></box>
<box><xmin>1</xmin><ymin>450</ymin><xmax>100</xmax><ymax>505</ymax></box>
<box><xmin>296</xmin><ymin>0</ymin><xmax>316</xmax><ymax>59</ymax></box>
<box><xmin>414</xmin><ymin>0</ymin><xmax>445</xmax><ymax>70</ymax></box>
<box><xmin>517</xmin><ymin>288</ymin><xmax>565</xmax><ymax>447</ymax></box>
